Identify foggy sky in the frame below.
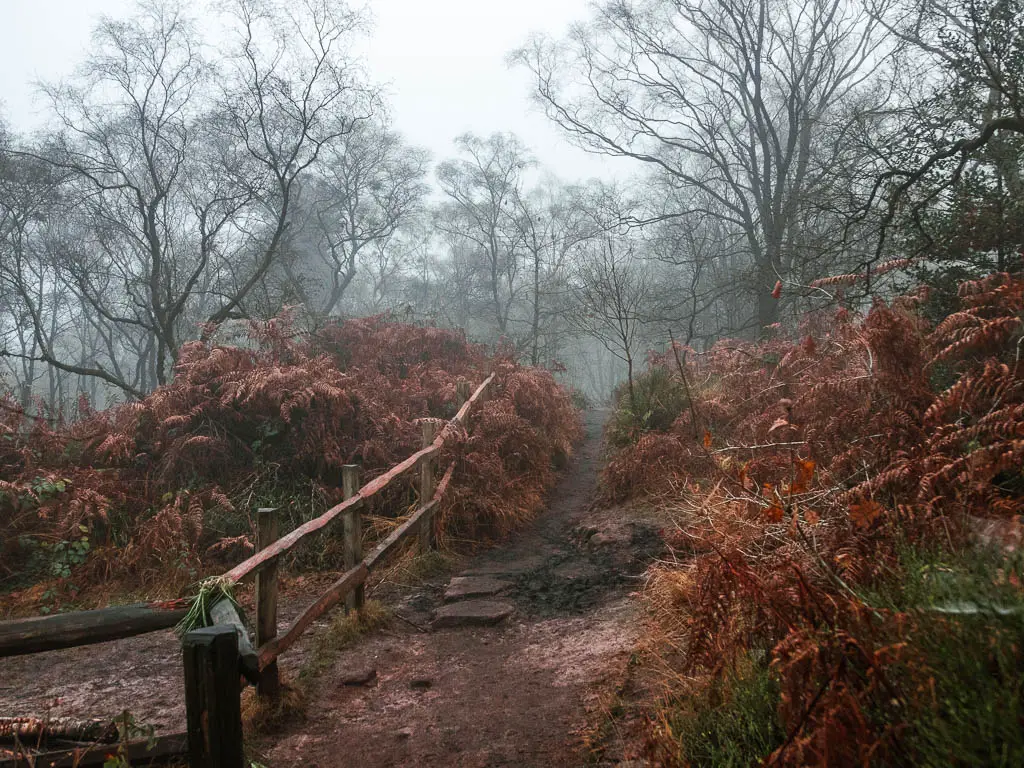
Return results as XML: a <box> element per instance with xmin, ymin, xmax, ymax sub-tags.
<box><xmin>0</xmin><ymin>0</ymin><xmax>625</xmax><ymax>182</ymax></box>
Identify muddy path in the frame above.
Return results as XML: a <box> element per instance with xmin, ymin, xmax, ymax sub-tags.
<box><xmin>258</xmin><ymin>409</ymin><xmax>662</xmax><ymax>767</ymax></box>
<box><xmin>1</xmin><ymin>410</ymin><xmax>661</xmax><ymax>766</ymax></box>
<box><xmin>0</xmin><ymin>572</ymin><xmax>345</xmax><ymax>735</ymax></box>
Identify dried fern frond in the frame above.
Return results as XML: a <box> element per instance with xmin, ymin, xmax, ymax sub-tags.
<box><xmin>175</xmin><ymin>576</ymin><xmax>239</xmax><ymax>637</ymax></box>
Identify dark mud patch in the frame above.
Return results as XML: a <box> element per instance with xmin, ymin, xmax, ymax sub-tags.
<box><xmin>511</xmin><ymin>522</ymin><xmax>663</xmax><ymax>617</ymax></box>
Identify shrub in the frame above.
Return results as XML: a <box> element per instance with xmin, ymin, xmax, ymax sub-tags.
<box><xmin>605</xmin><ymin>366</ymin><xmax>691</xmax><ymax>449</ymax></box>
<box><xmin>0</xmin><ymin>316</ymin><xmax>582</xmax><ymax>609</ymax></box>
<box><xmin>604</xmin><ymin>272</ymin><xmax>1024</xmax><ymax>765</ymax></box>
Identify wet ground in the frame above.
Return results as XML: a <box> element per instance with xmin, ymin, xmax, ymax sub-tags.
<box><xmin>2</xmin><ymin>410</ymin><xmax>664</xmax><ymax>766</ymax></box>
<box><xmin>257</xmin><ymin>409</ymin><xmax>664</xmax><ymax>767</ymax></box>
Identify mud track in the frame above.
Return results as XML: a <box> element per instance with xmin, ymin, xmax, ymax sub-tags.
<box><xmin>1</xmin><ymin>410</ymin><xmax>662</xmax><ymax>766</ymax></box>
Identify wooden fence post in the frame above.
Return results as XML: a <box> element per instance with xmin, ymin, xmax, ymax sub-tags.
<box><xmin>456</xmin><ymin>380</ymin><xmax>471</xmax><ymax>406</ymax></box>
<box><xmin>255</xmin><ymin>507</ymin><xmax>279</xmax><ymax>699</ymax></box>
<box><xmin>183</xmin><ymin>626</ymin><xmax>245</xmax><ymax>768</ymax></box>
<box><xmin>419</xmin><ymin>421</ymin><xmax>438</xmax><ymax>551</ymax></box>
<box><xmin>342</xmin><ymin>464</ymin><xmax>363</xmax><ymax>612</ymax></box>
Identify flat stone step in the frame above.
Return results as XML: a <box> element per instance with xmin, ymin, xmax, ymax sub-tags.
<box><xmin>444</xmin><ymin>576</ymin><xmax>512</xmax><ymax>602</ymax></box>
<box><xmin>432</xmin><ymin>599</ymin><xmax>514</xmax><ymax>629</ymax></box>
<box><xmin>462</xmin><ymin>555</ymin><xmax>547</xmax><ymax>577</ymax></box>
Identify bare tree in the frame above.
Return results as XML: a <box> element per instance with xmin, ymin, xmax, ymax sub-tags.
<box><xmin>435</xmin><ymin>133</ymin><xmax>533</xmax><ymax>339</ymax></box>
<box><xmin>645</xmin><ymin>188</ymin><xmax>752</xmax><ymax>346</ymax></box>
<box><xmin>515</xmin><ymin>0</ymin><xmax>893</xmax><ymax>332</ymax></box>
<box><xmin>568</xmin><ymin>184</ymin><xmax>652</xmax><ymax>408</ymax></box>
<box><xmin>2</xmin><ymin>0</ymin><xmax>375</xmax><ymax>397</ymax></box>
<box><xmin>279</xmin><ymin>122</ymin><xmax>429</xmax><ymax>318</ymax></box>
<box><xmin>0</xmin><ymin>127</ymin><xmax>94</xmax><ymax>403</ymax></box>
<box><xmin>862</xmin><ymin>0</ymin><xmax>1024</xmax><ymax>269</ymax></box>
<box><xmin>512</xmin><ymin>180</ymin><xmax>592</xmax><ymax>366</ymax></box>
<box><xmin>4</xmin><ymin>2</ymin><xmax>207</xmax><ymax>395</ymax></box>
<box><xmin>206</xmin><ymin>0</ymin><xmax>378</xmax><ymax>325</ymax></box>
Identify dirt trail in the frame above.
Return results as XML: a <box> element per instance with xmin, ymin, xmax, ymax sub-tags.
<box><xmin>1</xmin><ymin>562</ymin><xmax>358</xmax><ymax>735</ymax></box>
<box><xmin>1</xmin><ymin>410</ymin><xmax>660</xmax><ymax>766</ymax></box>
<box><xmin>261</xmin><ymin>409</ymin><xmax>660</xmax><ymax>767</ymax></box>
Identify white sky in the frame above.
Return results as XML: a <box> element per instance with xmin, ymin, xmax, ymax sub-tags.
<box><xmin>0</xmin><ymin>0</ymin><xmax>626</xmax><ymax>182</ymax></box>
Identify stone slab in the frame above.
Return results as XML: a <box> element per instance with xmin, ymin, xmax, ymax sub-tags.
<box><xmin>432</xmin><ymin>599</ymin><xmax>514</xmax><ymax>628</ymax></box>
<box><xmin>462</xmin><ymin>555</ymin><xmax>547</xmax><ymax>577</ymax></box>
<box><xmin>444</xmin><ymin>576</ymin><xmax>512</xmax><ymax>602</ymax></box>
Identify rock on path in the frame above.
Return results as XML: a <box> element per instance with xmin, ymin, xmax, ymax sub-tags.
<box><xmin>442</xmin><ymin>576</ymin><xmax>512</xmax><ymax>603</ymax></box>
<box><xmin>432</xmin><ymin>599</ymin><xmax>515</xmax><ymax>628</ymax></box>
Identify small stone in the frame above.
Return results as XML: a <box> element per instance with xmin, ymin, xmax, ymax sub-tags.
<box><xmin>338</xmin><ymin>667</ymin><xmax>377</xmax><ymax>686</ymax></box>
<box><xmin>589</xmin><ymin>531</ymin><xmax>618</xmax><ymax>547</ymax></box>
<box><xmin>409</xmin><ymin>678</ymin><xmax>432</xmax><ymax>690</ymax></box>
<box><xmin>396</xmin><ymin>728</ymin><xmax>413</xmax><ymax>740</ymax></box>
<box><xmin>433</xmin><ymin>599</ymin><xmax>514</xmax><ymax>628</ymax></box>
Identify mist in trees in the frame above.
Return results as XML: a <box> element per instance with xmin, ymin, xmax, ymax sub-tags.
<box><xmin>2</xmin><ymin>0</ymin><xmax>377</xmax><ymax>400</ymax></box>
<box><xmin>1</xmin><ymin>0</ymin><xmax>1022</xmax><ymax>410</ymax></box>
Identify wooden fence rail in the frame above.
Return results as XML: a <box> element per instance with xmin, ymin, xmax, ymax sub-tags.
<box><xmin>222</xmin><ymin>372</ymin><xmax>493</xmax><ymax>584</ymax></box>
<box><xmin>0</xmin><ymin>601</ymin><xmax>189</xmax><ymax>657</ymax></box>
<box><xmin>0</xmin><ymin>372</ymin><xmax>496</xmax><ymax>767</ymax></box>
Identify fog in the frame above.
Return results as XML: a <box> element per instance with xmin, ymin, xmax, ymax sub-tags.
<box><xmin>0</xmin><ymin>0</ymin><xmax>1017</xmax><ymax>410</ymax></box>
<box><xmin>1</xmin><ymin>0</ymin><xmax>619</xmax><ymax>180</ymax></box>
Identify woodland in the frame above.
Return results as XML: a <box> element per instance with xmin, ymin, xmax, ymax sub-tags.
<box><xmin>2</xmin><ymin>0</ymin><xmax>1024</xmax><ymax>764</ymax></box>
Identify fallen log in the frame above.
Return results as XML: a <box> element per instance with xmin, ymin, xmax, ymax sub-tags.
<box><xmin>0</xmin><ymin>717</ymin><xmax>117</xmax><ymax>744</ymax></box>
<box><xmin>0</xmin><ymin>732</ymin><xmax>188</xmax><ymax>767</ymax></box>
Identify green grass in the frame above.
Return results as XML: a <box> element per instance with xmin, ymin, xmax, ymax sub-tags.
<box><xmin>661</xmin><ymin>661</ymin><xmax>784</xmax><ymax>768</ymax></box>
<box><xmin>870</xmin><ymin>542</ymin><xmax>1024</xmax><ymax>611</ymax></box>
<box><xmin>298</xmin><ymin>599</ymin><xmax>391</xmax><ymax>682</ymax></box>
<box><xmin>651</xmin><ymin>544</ymin><xmax>1024</xmax><ymax>766</ymax></box>
<box><xmin>874</xmin><ymin>545</ymin><xmax>1024</xmax><ymax>767</ymax></box>
<box><xmin>606</xmin><ymin>367</ymin><xmax>691</xmax><ymax>449</ymax></box>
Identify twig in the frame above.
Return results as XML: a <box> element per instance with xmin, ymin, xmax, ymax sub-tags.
<box><xmin>713</xmin><ymin>441</ymin><xmax>807</xmax><ymax>453</ymax></box>
<box><xmin>668</xmin><ymin>328</ymin><xmax>701</xmax><ymax>439</ymax></box>
<box><xmin>392</xmin><ymin>611</ymin><xmax>428</xmax><ymax>633</ymax></box>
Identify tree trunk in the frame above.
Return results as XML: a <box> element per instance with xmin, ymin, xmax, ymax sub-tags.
<box><xmin>531</xmin><ymin>249</ymin><xmax>541</xmax><ymax>366</ymax></box>
<box><xmin>625</xmin><ymin>348</ymin><xmax>636</xmax><ymax>412</ymax></box>
<box><xmin>756</xmin><ymin>258</ymin><xmax>779</xmax><ymax>332</ymax></box>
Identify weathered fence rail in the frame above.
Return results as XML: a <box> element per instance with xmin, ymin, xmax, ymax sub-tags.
<box><xmin>0</xmin><ymin>373</ymin><xmax>494</xmax><ymax>767</ymax></box>
<box><xmin>0</xmin><ymin>600</ymin><xmax>189</xmax><ymax>657</ymax></box>
<box><xmin>222</xmin><ymin>372</ymin><xmax>491</xmax><ymax>585</ymax></box>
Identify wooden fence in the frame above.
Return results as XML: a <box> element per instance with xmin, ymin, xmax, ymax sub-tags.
<box><xmin>0</xmin><ymin>374</ymin><xmax>493</xmax><ymax>767</ymax></box>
